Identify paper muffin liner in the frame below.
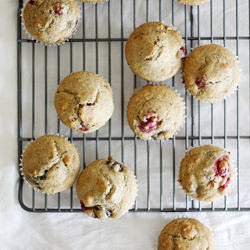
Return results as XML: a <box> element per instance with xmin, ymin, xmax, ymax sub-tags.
<box><xmin>181</xmin><ymin>45</ymin><xmax>241</xmax><ymax>104</ymax></box>
<box><xmin>19</xmin><ymin>134</ymin><xmax>80</xmax><ymax>195</ymax></box>
<box><xmin>126</xmin><ymin>84</ymin><xmax>186</xmax><ymax>143</ymax></box>
<box><xmin>21</xmin><ymin>0</ymin><xmax>82</xmax><ymax>46</ymax></box>
<box><xmin>177</xmin><ymin>145</ymin><xmax>237</xmax><ymax>204</ymax></box>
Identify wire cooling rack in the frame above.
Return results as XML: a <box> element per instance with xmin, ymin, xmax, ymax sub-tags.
<box><xmin>17</xmin><ymin>0</ymin><xmax>250</xmax><ymax>213</ymax></box>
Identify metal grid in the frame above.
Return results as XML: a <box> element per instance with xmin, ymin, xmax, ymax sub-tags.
<box><xmin>17</xmin><ymin>0</ymin><xmax>250</xmax><ymax>213</ymax></box>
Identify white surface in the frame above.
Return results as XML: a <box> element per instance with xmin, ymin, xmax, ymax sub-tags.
<box><xmin>1</xmin><ymin>0</ymin><xmax>250</xmax><ymax>249</ymax></box>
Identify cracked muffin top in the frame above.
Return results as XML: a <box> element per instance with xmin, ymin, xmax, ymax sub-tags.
<box><xmin>178</xmin><ymin>145</ymin><xmax>235</xmax><ymax>202</ymax></box>
<box><xmin>177</xmin><ymin>0</ymin><xmax>210</xmax><ymax>6</ymax></box>
<box><xmin>125</xmin><ymin>22</ymin><xmax>185</xmax><ymax>82</ymax></box>
<box><xmin>22</xmin><ymin>135</ymin><xmax>80</xmax><ymax>194</ymax></box>
<box><xmin>182</xmin><ymin>44</ymin><xmax>240</xmax><ymax>102</ymax></box>
<box><xmin>76</xmin><ymin>157</ymin><xmax>137</xmax><ymax>219</ymax></box>
<box><xmin>158</xmin><ymin>218</ymin><xmax>214</xmax><ymax>250</ymax></box>
<box><xmin>54</xmin><ymin>71</ymin><xmax>114</xmax><ymax>134</ymax></box>
<box><xmin>23</xmin><ymin>0</ymin><xmax>80</xmax><ymax>44</ymax></box>
<box><xmin>127</xmin><ymin>85</ymin><xmax>184</xmax><ymax>140</ymax></box>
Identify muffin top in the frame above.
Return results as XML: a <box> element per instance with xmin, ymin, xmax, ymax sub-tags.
<box><xmin>177</xmin><ymin>0</ymin><xmax>210</xmax><ymax>6</ymax></box>
<box><xmin>23</xmin><ymin>0</ymin><xmax>80</xmax><ymax>44</ymax></box>
<box><xmin>182</xmin><ymin>44</ymin><xmax>240</xmax><ymax>102</ymax></box>
<box><xmin>76</xmin><ymin>158</ymin><xmax>137</xmax><ymax>219</ymax></box>
<box><xmin>22</xmin><ymin>135</ymin><xmax>80</xmax><ymax>194</ymax></box>
<box><xmin>127</xmin><ymin>85</ymin><xmax>183</xmax><ymax>140</ymax></box>
<box><xmin>54</xmin><ymin>71</ymin><xmax>114</xmax><ymax>134</ymax></box>
<box><xmin>125</xmin><ymin>22</ymin><xmax>185</xmax><ymax>82</ymax></box>
<box><xmin>158</xmin><ymin>218</ymin><xmax>214</xmax><ymax>250</ymax></box>
<box><xmin>179</xmin><ymin>145</ymin><xmax>235</xmax><ymax>202</ymax></box>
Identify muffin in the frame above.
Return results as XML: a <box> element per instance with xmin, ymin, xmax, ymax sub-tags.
<box><xmin>125</xmin><ymin>22</ymin><xmax>185</xmax><ymax>82</ymax></box>
<box><xmin>127</xmin><ymin>85</ymin><xmax>184</xmax><ymax>140</ymax></box>
<box><xmin>23</xmin><ymin>0</ymin><xmax>80</xmax><ymax>44</ymax></box>
<box><xmin>178</xmin><ymin>145</ymin><xmax>235</xmax><ymax>202</ymax></box>
<box><xmin>158</xmin><ymin>218</ymin><xmax>214</xmax><ymax>250</ymax></box>
<box><xmin>76</xmin><ymin>157</ymin><xmax>137</xmax><ymax>219</ymax></box>
<box><xmin>22</xmin><ymin>135</ymin><xmax>80</xmax><ymax>194</ymax></box>
<box><xmin>182</xmin><ymin>44</ymin><xmax>240</xmax><ymax>102</ymax></box>
<box><xmin>54</xmin><ymin>71</ymin><xmax>114</xmax><ymax>134</ymax></box>
<box><xmin>177</xmin><ymin>0</ymin><xmax>210</xmax><ymax>5</ymax></box>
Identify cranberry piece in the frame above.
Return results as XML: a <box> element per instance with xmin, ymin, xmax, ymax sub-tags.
<box><xmin>80</xmin><ymin>201</ymin><xmax>98</xmax><ymax>218</ymax></box>
<box><xmin>214</xmin><ymin>155</ymin><xmax>229</xmax><ymax>178</ymax></box>
<box><xmin>138</xmin><ymin>115</ymin><xmax>159</xmax><ymax>133</ymax></box>
<box><xmin>195</xmin><ymin>77</ymin><xmax>206</xmax><ymax>88</ymax></box>
<box><xmin>29</xmin><ymin>0</ymin><xmax>35</xmax><ymax>4</ymax></box>
<box><xmin>80</xmin><ymin>200</ymin><xmax>88</xmax><ymax>212</ymax></box>
<box><xmin>50</xmin><ymin>3</ymin><xmax>64</xmax><ymax>16</ymax></box>
<box><xmin>54</xmin><ymin>6</ymin><xmax>63</xmax><ymax>15</ymax></box>
<box><xmin>87</xmin><ymin>103</ymin><xmax>94</xmax><ymax>106</ymax></box>
<box><xmin>180</xmin><ymin>46</ymin><xmax>186</xmax><ymax>54</ymax></box>
<box><xmin>182</xmin><ymin>78</ymin><xmax>186</xmax><ymax>85</ymax></box>
<box><xmin>219</xmin><ymin>177</ymin><xmax>230</xmax><ymax>190</ymax></box>
<box><xmin>79</xmin><ymin>122</ymin><xmax>89</xmax><ymax>132</ymax></box>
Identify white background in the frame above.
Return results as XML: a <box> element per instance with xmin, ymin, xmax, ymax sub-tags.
<box><xmin>0</xmin><ymin>0</ymin><xmax>250</xmax><ymax>249</ymax></box>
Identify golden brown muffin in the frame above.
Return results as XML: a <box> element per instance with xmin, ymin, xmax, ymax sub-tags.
<box><xmin>23</xmin><ymin>0</ymin><xmax>80</xmax><ymax>44</ymax></box>
<box><xmin>177</xmin><ymin>0</ymin><xmax>210</xmax><ymax>6</ymax></box>
<box><xmin>125</xmin><ymin>22</ymin><xmax>185</xmax><ymax>82</ymax></box>
<box><xmin>76</xmin><ymin>157</ymin><xmax>137</xmax><ymax>219</ymax></box>
<box><xmin>178</xmin><ymin>145</ymin><xmax>236</xmax><ymax>202</ymax></box>
<box><xmin>54</xmin><ymin>71</ymin><xmax>114</xmax><ymax>134</ymax></box>
<box><xmin>127</xmin><ymin>85</ymin><xmax>184</xmax><ymax>140</ymax></box>
<box><xmin>158</xmin><ymin>218</ymin><xmax>214</xmax><ymax>250</ymax></box>
<box><xmin>182</xmin><ymin>44</ymin><xmax>240</xmax><ymax>102</ymax></box>
<box><xmin>22</xmin><ymin>135</ymin><xmax>80</xmax><ymax>194</ymax></box>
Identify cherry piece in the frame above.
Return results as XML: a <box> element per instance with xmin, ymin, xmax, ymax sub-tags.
<box><xmin>195</xmin><ymin>77</ymin><xmax>206</xmax><ymax>88</ymax></box>
<box><xmin>138</xmin><ymin>115</ymin><xmax>159</xmax><ymax>133</ymax></box>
